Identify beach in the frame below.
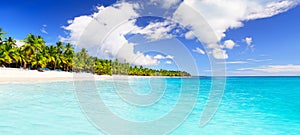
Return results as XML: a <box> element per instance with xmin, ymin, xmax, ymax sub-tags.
<box><xmin>0</xmin><ymin>68</ymin><xmax>112</xmax><ymax>82</ymax></box>
<box><xmin>0</xmin><ymin>68</ymin><xmax>173</xmax><ymax>83</ymax></box>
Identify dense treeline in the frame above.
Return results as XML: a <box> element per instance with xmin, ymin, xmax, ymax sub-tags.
<box><xmin>0</xmin><ymin>28</ymin><xmax>190</xmax><ymax>76</ymax></box>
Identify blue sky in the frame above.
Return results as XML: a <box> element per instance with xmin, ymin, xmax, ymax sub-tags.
<box><xmin>1</xmin><ymin>0</ymin><xmax>300</xmax><ymax>76</ymax></box>
<box><xmin>0</xmin><ymin>0</ymin><xmax>116</xmax><ymax>42</ymax></box>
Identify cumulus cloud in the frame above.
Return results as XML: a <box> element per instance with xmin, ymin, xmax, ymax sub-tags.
<box><xmin>60</xmin><ymin>0</ymin><xmax>299</xmax><ymax>64</ymax></box>
<box><xmin>244</xmin><ymin>37</ymin><xmax>254</xmax><ymax>50</ymax></box>
<box><xmin>60</xmin><ymin>2</ymin><xmax>160</xmax><ymax>66</ymax></box>
<box><xmin>245</xmin><ymin>37</ymin><xmax>253</xmax><ymax>45</ymax></box>
<box><xmin>67</xmin><ymin>20</ymin><xmax>73</xmax><ymax>24</ymax></box>
<box><xmin>131</xmin><ymin>20</ymin><xmax>177</xmax><ymax>41</ymax></box>
<box><xmin>185</xmin><ymin>31</ymin><xmax>195</xmax><ymax>40</ymax></box>
<box><xmin>223</xmin><ymin>40</ymin><xmax>236</xmax><ymax>49</ymax></box>
<box><xmin>246</xmin><ymin>0</ymin><xmax>298</xmax><ymax>20</ymax></box>
<box><xmin>192</xmin><ymin>47</ymin><xmax>206</xmax><ymax>55</ymax></box>
<box><xmin>103</xmin><ymin>20</ymin><xmax>159</xmax><ymax>66</ymax></box>
<box><xmin>154</xmin><ymin>54</ymin><xmax>165</xmax><ymax>59</ymax></box>
<box><xmin>211</xmin><ymin>49</ymin><xmax>228</xmax><ymax>59</ymax></box>
<box><xmin>173</xmin><ymin>0</ymin><xmax>299</xmax><ymax>59</ymax></box>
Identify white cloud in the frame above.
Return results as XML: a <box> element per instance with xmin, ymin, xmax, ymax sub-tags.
<box><xmin>131</xmin><ymin>20</ymin><xmax>177</xmax><ymax>41</ymax></box>
<box><xmin>218</xmin><ymin>58</ymin><xmax>272</xmax><ymax>65</ymax></box>
<box><xmin>150</xmin><ymin>0</ymin><xmax>181</xmax><ymax>9</ymax></box>
<box><xmin>61</xmin><ymin>2</ymin><xmax>159</xmax><ymax>66</ymax></box>
<box><xmin>212</xmin><ymin>49</ymin><xmax>228</xmax><ymax>59</ymax></box>
<box><xmin>223</xmin><ymin>40</ymin><xmax>236</xmax><ymax>49</ymax></box>
<box><xmin>154</xmin><ymin>54</ymin><xmax>174</xmax><ymax>59</ymax></box>
<box><xmin>41</xmin><ymin>29</ymin><xmax>48</xmax><ymax>34</ymax></box>
<box><xmin>67</xmin><ymin>20</ymin><xmax>73</xmax><ymax>24</ymax></box>
<box><xmin>165</xmin><ymin>61</ymin><xmax>173</xmax><ymax>64</ymax></box>
<box><xmin>185</xmin><ymin>31</ymin><xmax>195</xmax><ymax>40</ymax></box>
<box><xmin>166</xmin><ymin>55</ymin><xmax>174</xmax><ymax>59</ymax></box>
<box><xmin>192</xmin><ymin>47</ymin><xmax>206</xmax><ymax>55</ymax></box>
<box><xmin>129</xmin><ymin>51</ymin><xmax>159</xmax><ymax>66</ymax></box>
<box><xmin>101</xmin><ymin>20</ymin><xmax>159</xmax><ymax>66</ymax></box>
<box><xmin>245</xmin><ymin>37</ymin><xmax>253</xmax><ymax>45</ymax></box>
<box><xmin>15</xmin><ymin>40</ymin><xmax>24</xmax><ymax>47</ymax></box>
<box><xmin>154</xmin><ymin>54</ymin><xmax>165</xmax><ymax>59</ymax></box>
<box><xmin>237</xmin><ymin>64</ymin><xmax>300</xmax><ymax>73</ymax></box>
<box><xmin>247</xmin><ymin>58</ymin><xmax>272</xmax><ymax>62</ymax></box>
<box><xmin>60</xmin><ymin>0</ymin><xmax>299</xmax><ymax>64</ymax></box>
<box><xmin>218</xmin><ymin>61</ymin><xmax>248</xmax><ymax>64</ymax></box>
<box><xmin>61</xmin><ymin>2</ymin><xmax>140</xmax><ymax>46</ymax></box>
<box><xmin>40</xmin><ymin>24</ymin><xmax>48</xmax><ymax>34</ymax></box>
<box><xmin>60</xmin><ymin>15</ymin><xmax>93</xmax><ymax>45</ymax></box>
<box><xmin>173</xmin><ymin>0</ymin><xmax>299</xmax><ymax>59</ymax></box>
<box><xmin>244</xmin><ymin>37</ymin><xmax>254</xmax><ymax>51</ymax></box>
<box><xmin>246</xmin><ymin>1</ymin><xmax>298</xmax><ymax>20</ymax></box>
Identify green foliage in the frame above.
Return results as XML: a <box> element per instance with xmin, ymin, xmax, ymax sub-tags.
<box><xmin>0</xmin><ymin>28</ymin><xmax>191</xmax><ymax>76</ymax></box>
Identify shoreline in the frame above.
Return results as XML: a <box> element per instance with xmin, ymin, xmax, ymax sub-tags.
<box><xmin>0</xmin><ymin>68</ymin><xmax>180</xmax><ymax>83</ymax></box>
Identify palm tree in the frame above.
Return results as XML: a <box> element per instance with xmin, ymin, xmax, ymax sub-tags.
<box><xmin>31</xmin><ymin>51</ymin><xmax>47</xmax><ymax>69</ymax></box>
<box><xmin>6</xmin><ymin>38</ymin><xmax>21</xmax><ymax>67</ymax></box>
<box><xmin>21</xmin><ymin>34</ymin><xmax>45</xmax><ymax>69</ymax></box>
<box><xmin>0</xmin><ymin>44</ymin><xmax>12</xmax><ymax>66</ymax></box>
<box><xmin>0</xmin><ymin>28</ymin><xmax>191</xmax><ymax>76</ymax></box>
<box><xmin>0</xmin><ymin>37</ymin><xmax>21</xmax><ymax>67</ymax></box>
<box><xmin>47</xmin><ymin>46</ymin><xmax>58</xmax><ymax>70</ymax></box>
<box><xmin>53</xmin><ymin>41</ymin><xmax>65</xmax><ymax>70</ymax></box>
<box><xmin>21</xmin><ymin>36</ymin><xmax>34</xmax><ymax>68</ymax></box>
<box><xmin>63</xmin><ymin>43</ymin><xmax>74</xmax><ymax>71</ymax></box>
<box><xmin>0</xmin><ymin>28</ymin><xmax>6</xmax><ymax>44</ymax></box>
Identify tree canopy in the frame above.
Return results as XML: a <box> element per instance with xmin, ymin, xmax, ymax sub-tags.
<box><xmin>0</xmin><ymin>28</ymin><xmax>191</xmax><ymax>77</ymax></box>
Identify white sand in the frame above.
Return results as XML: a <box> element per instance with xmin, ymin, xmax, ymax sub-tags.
<box><xmin>0</xmin><ymin>68</ymin><xmax>111</xmax><ymax>82</ymax></box>
<box><xmin>0</xmin><ymin>68</ymin><xmax>172</xmax><ymax>83</ymax></box>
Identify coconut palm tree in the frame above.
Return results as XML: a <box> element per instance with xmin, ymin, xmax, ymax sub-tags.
<box><xmin>63</xmin><ymin>43</ymin><xmax>74</xmax><ymax>71</ymax></box>
<box><xmin>6</xmin><ymin>37</ymin><xmax>21</xmax><ymax>67</ymax></box>
<box><xmin>47</xmin><ymin>46</ymin><xmax>58</xmax><ymax>70</ymax></box>
<box><xmin>0</xmin><ymin>28</ymin><xmax>191</xmax><ymax>76</ymax></box>
<box><xmin>0</xmin><ymin>37</ymin><xmax>21</xmax><ymax>67</ymax></box>
<box><xmin>53</xmin><ymin>41</ymin><xmax>65</xmax><ymax>70</ymax></box>
<box><xmin>0</xmin><ymin>44</ymin><xmax>12</xmax><ymax>67</ymax></box>
<box><xmin>21</xmin><ymin>34</ymin><xmax>46</xmax><ymax>69</ymax></box>
<box><xmin>0</xmin><ymin>28</ymin><xmax>6</xmax><ymax>44</ymax></box>
<box><xmin>31</xmin><ymin>51</ymin><xmax>47</xmax><ymax>69</ymax></box>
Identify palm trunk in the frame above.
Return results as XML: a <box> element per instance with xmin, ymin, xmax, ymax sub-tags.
<box><xmin>53</xmin><ymin>61</ymin><xmax>56</xmax><ymax>70</ymax></box>
<box><xmin>23</xmin><ymin>62</ymin><xmax>27</xmax><ymax>69</ymax></box>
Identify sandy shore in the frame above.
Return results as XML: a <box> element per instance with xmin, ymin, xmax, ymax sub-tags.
<box><xmin>0</xmin><ymin>68</ymin><xmax>111</xmax><ymax>83</ymax></box>
<box><xmin>0</xmin><ymin>68</ymin><xmax>172</xmax><ymax>83</ymax></box>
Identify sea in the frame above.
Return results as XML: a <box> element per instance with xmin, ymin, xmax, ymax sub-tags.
<box><xmin>0</xmin><ymin>77</ymin><xmax>299</xmax><ymax>134</ymax></box>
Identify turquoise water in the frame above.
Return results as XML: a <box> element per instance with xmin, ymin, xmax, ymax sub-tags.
<box><xmin>0</xmin><ymin>77</ymin><xmax>300</xmax><ymax>134</ymax></box>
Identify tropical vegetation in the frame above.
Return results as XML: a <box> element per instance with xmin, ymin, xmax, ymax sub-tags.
<box><xmin>0</xmin><ymin>28</ymin><xmax>190</xmax><ymax>76</ymax></box>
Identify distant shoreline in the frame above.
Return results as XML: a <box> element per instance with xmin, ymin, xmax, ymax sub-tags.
<box><xmin>0</xmin><ymin>68</ymin><xmax>186</xmax><ymax>83</ymax></box>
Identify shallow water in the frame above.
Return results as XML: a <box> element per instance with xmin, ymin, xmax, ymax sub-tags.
<box><xmin>0</xmin><ymin>77</ymin><xmax>299</xmax><ymax>134</ymax></box>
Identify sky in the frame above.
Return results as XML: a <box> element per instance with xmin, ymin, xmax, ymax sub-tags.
<box><xmin>0</xmin><ymin>0</ymin><xmax>300</xmax><ymax>76</ymax></box>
